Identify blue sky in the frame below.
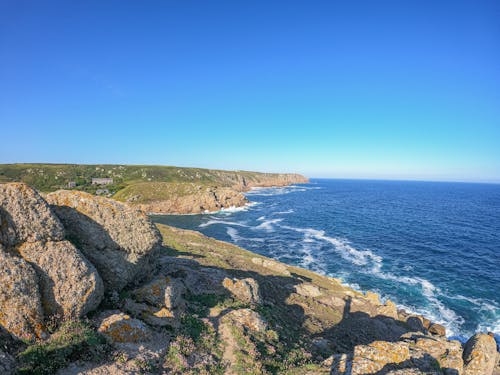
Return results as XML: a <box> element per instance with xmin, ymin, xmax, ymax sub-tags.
<box><xmin>1</xmin><ymin>0</ymin><xmax>499</xmax><ymax>182</ymax></box>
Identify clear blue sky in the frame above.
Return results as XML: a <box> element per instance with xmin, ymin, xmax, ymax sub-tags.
<box><xmin>1</xmin><ymin>0</ymin><xmax>499</xmax><ymax>182</ymax></box>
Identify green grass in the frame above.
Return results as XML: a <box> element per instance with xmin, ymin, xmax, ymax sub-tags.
<box><xmin>0</xmin><ymin>163</ymin><xmax>305</xmax><ymax>193</ymax></box>
<box><xmin>16</xmin><ymin>320</ymin><xmax>110</xmax><ymax>375</ymax></box>
<box><xmin>112</xmin><ymin>181</ymin><xmax>215</xmax><ymax>204</ymax></box>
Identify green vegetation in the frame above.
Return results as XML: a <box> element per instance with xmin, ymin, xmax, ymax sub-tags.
<box><xmin>0</xmin><ymin>163</ymin><xmax>301</xmax><ymax>193</ymax></box>
<box><xmin>112</xmin><ymin>181</ymin><xmax>212</xmax><ymax>204</ymax></box>
<box><xmin>16</xmin><ymin>320</ymin><xmax>110</xmax><ymax>375</ymax></box>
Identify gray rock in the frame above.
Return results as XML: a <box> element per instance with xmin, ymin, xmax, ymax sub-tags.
<box><xmin>429</xmin><ymin>323</ymin><xmax>446</xmax><ymax>336</ymax></box>
<box><xmin>18</xmin><ymin>240</ymin><xmax>104</xmax><ymax>318</ymax></box>
<box><xmin>0</xmin><ymin>349</ymin><xmax>14</xmax><ymax>375</ymax></box>
<box><xmin>46</xmin><ymin>190</ymin><xmax>162</xmax><ymax>291</ymax></box>
<box><xmin>0</xmin><ymin>183</ymin><xmax>64</xmax><ymax>247</ymax></box>
<box><xmin>0</xmin><ymin>248</ymin><xmax>45</xmax><ymax>340</ymax></box>
<box><xmin>97</xmin><ymin>311</ymin><xmax>151</xmax><ymax>343</ymax></box>
<box><xmin>132</xmin><ymin>276</ymin><xmax>185</xmax><ymax>309</ymax></box>
<box><xmin>222</xmin><ymin>277</ymin><xmax>261</xmax><ymax>305</ymax></box>
<box><xmin>463</xmin><ymin>333</ymin><xmax>498</xmax><ymax>375</ymax></box>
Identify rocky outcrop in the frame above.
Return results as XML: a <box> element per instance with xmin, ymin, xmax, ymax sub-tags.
<box><xmin>0</xmin><ymin>249</ymin><xmax>45</xmax><ymax>340</ymax></box>
<box><xmin>97</xmin><ymin>312</ymin><xmax>152</xmax><ymax>343</ymax></box>
<box><xmin>463</xmin><ymin>333</ymin><xmax>498</xmax><ymax>375</ymax></box>
<box><xmin>113</xmin><ymin>174</ymin><xmax>308</xmax><ymax>214</ymax></box>
<box><xmin>126</xmin><ymin>184</ymin><xmax>249</xmax><ymax>214</ymax></box>
<box><xmin>222</xmin><ymin>277</ymin><xmax>261</xmax><ymax>305</ymax></box>
<box><xmin>18</xmin><ymin>240</ymin><xmax>103</xmax><ymax>317</ymax></box>
<box><xmin>0</xmin><ymin>183</ymin><xmax>105</xmax><ymax>340</ymax></box>
<box><xmin>224</xmin><ymin>172</ymin><xmax>309</xmax><ymax>191</ymax></box>
<box><xmin>1</xmin><ymin>183</ymin><xmax>498</xmax><ymax>375</ymax></box>
<box><xmin>0</xmin><ymin>183</ymin><xmax>162</xmax><ymax>346</ymax></box>
<box><xmin>46</xmin><ymin>190</ymin><xmax>162</xmax><ymax>291</ymax></box>
<box><xmin>0</xmin><ymin>183</ymin><xmax>64</xmax><ymax>247</ymax></box>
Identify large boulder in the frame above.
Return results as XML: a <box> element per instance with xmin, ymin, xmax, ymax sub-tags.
<box><xmin>463</xmin><ymin>333</ymin><xmax>498</xmax><ymax>375</ymax></box>
<box><xmin>351</xmin><ymin>341</ymin><xmax>410</xmax><ymax>374</ymax></box>
<box><xmin>222</xmin><ymin>277</ymin><xmax>261</xmax><ymax>305</ymax></box>
<box><xmin>97</xmin><ymin>312</ymin><xmax>151</xmax><ymax>343</ymax></box>
<box><xmin>18</xmin><ymin>240</ymin><xmax>104</xmax><ymax>317</ymax></box>
<box><xmin>0</xmin><ymin>183</ymin><xmax>104</xmax><ymax>328</ymax></box>
<box><xmin>0</xmin><ymin>183</ymin><xmax>64</xmax><ymax>247</ymax></box>
<box><xmin>0</xmin><ymin>248</ymin><xmax>45</xmax><ymax>340</ymax></box>
<box><xmin>46</xmin><ymin>190</ymin><xmax>162</xmax><ymax>291</ymax></box>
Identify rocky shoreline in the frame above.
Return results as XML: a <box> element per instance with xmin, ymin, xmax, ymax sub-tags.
<box><xmin>115</xmin><ymin>174</ymin><xmax>309</xmax><ymax>215</ymax></box>
<box><xmin>1</xmin><ymin>182</ymin><xmax>499</xmax><ymax>374</ymax></box>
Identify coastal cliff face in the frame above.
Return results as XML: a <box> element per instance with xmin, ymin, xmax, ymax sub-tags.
<box><xmin>0</xmin><ymin>182</ymin><xmax>498</xmax><ymax>375</ymax></box>
<box><xmin>112</xmin><ymin>182</ymin><xmax>249</xmax><ymax>214</ymax></box>
<box><xmin>112</xmin><ymin>174</ymin><xmax>308</xmax><ymax>214</ymax></box>
<box><xmin>0</xmin><ymin>164</ymin><xmax>308</xmax><ymax>214</ymax></box>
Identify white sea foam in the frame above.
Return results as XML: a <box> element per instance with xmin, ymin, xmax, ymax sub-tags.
<box><xmin>254</xmin><ymin>218</ymin><xmax>284</xmax><ymax>232</ymax></box>
<box><xmin>199</xmin><ymin>219</ymin><xmax>249</xmax><ymax>228</ymax></box>
<box><xmin>272</xmin><ymin>209</ymin><xmax>295</xmax><ymax>215</ymax></box>
<box><xmin>245</xmin><ymin>185</ymin><xmax>313</xmax><ymax>197</ymax></box>
<box><xmin>281</xmin><ymin>225</ymin><xmax>383</xmax><ymax>268</ymax></box>
<box><xmin>215</xmin><ymin>202</ymin><xmax>260</xmax><ymax>215</ymax></box>
<box><xmin>278</xmin><ymin>223</ymin><xmax>466</xmax><ymax>337</ymax></box>
<box><xmin>226</xmin><ymin>227</ymin><xmax>242</xmax><ymax>242</ymax></box>
<box><xmin>226</xmin><ymin>227</ymin><xmax>265</xmax><ymax>244</ymax></box>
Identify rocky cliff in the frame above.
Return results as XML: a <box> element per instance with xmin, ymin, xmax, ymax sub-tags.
<box><xmin>112</xmin><ymin>182</ymin><xmax>249</xmax><ymax>214</ymax></box>
<box><xmin>0</xmin><ymin>182</ymin><xmax>498</xmax><ymax>375</ymax></box>
<box><xmin>0</xmin><ymin>164</ymin><xmax>308</xmax><ymax>214</ymax></box>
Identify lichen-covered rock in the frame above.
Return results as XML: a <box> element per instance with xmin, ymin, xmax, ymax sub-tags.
<box><xmin>0</xmin><ymin>183</ymin><xmax>64</xmax><ymax>247</ymax></box>
<box><xmin>132</xmin><ymin>276</ymin><xmax>185</xmax><ymax>309</ymax></box>
<box><xmin>0</xmin><ymin>249</ymin><xmax>45</xmax><ymax>340</ymax></box>
<box><xmin>18</xmin><ymin>240</ymin><xmax>104</xmax><ymax>318</ymax></box>
<box><xmin>98</xmin><ymin>312</ymin><xmax>151</xmax><ymax>343</ymax></box>
<box><xmin>295</xmin><ymin>282</ymin><xmax>322</xmax><ymax>298</ymax></box>
<box><xmin>129</xmin><ymin>184</ymin><xmax>249</xmax><ymax>214</ymax></box>
<box><xmin>351</xmin><ymin>341</ymin><xmax>410</xmax><ymax>374</ymax></box>
<box><xmin>222</xmin><ymin>277</ymin><xmax>261</xmax><ymax>305</ymax></box>
<box><xmin>46</xmin><ymin>190</ymin><xmax>162</xmax><ymax>291</ymax></box>
<box><xmin>0</xmin><ymin>349</ymin><xmax>14</xmax><ymax>375</ymax></box>
<box><xmin>330</xmin><ymin>353</ymin><xmax>352</xmax><ymax>375</ymax></box>
<box><xmin>463</xmin><ymin>333</ymin><xmax>498</xmax><ymax>375</ymax></box>
<box><xmin>402</xmin><ymin>334</ymin><xmax>464</xmax><ymax>374</ymax></box>
<box><xmin>251</xmin><ymin>257</ymin><xmax>291</xmax><ymax>276</ymax></box>
<box><xmin>429</xmin><ymin>323</ymin><xmax>446</xmax><ymax>336</ymax></box>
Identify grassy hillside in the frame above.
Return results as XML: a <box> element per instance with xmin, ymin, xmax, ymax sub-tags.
<box><xmin>113</xmin><ymin>181</ymin><xmax>213</xmax><ymax>203</ymax></box>
<box><xmin>0</xmin><ymin>164</ymin><xmax>307</xmax><ymax>194</ymax></box>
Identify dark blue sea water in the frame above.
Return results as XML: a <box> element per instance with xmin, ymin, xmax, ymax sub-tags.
<box><xmin>153</xmin><ymin>179</ymin><xmax>500</xmax><ymax>341</ymax></box>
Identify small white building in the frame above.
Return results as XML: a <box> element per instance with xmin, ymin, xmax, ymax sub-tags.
<box><xmin>92</xmin><ymin>178</ymin><xmax>113</xmax><ymax>185</ymax></box>
<box><xmin>67</xmin><ymin>181</ymin><xmax>77</xmax><ymax>188</ymax></box>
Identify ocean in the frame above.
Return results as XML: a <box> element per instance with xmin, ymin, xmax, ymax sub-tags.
<box><xmin>152</xmin><ymin>179</ymin><xmax>500</xmax><ymax>343</ymax></box>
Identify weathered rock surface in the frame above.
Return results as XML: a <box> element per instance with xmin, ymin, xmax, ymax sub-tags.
<box><xmin>130</xmin><ymin>185</ymin><xmax>249</xmax><ymax>214</ymax></box>
<box><xmin>132</xmin><ymin>276</ymin><xmax>185</xmax><ymax>310</ymax></box>
<box><xmin>351</xmin><ymin>341</ymin><xmax>410</xmax><ymax>374</ymax></box>
<box><xmin>0</xmin><ymin>249</ymin><xmax>45</xmax><ymax>340</ymax></box>
<box><xmin>222</xmin><ymin>277</ymin><xmax>261</xmax><ymax>305</ymax></box>
<box><xmin>463</xmin><ymin>333</ymin><xmax>498</xmax><ymax>375</ymax></box>
<box><xmin>429</xmin><ymin>322</ymin><xmax>447</xmax><ymax>337</ymax></box>
<box><xmin>0</xmin><ymin>183</ymin><xmax>64</xmax><ymax>247</ymax></box>
<box><xmin>0</xmin><ymin>349</ymin><xmax>14</xmax><ymax>375</ymax></box>
<box><xmin>18</xmin><ymin>240</ymin><xmax>104</xmax><ymax>317</ymax></box>
<box><xmin>46</xmin><ymin>190</ymin><xmax>162</xmax><ymax>291</ymax></box>
<box><xmin>98</xmin><ymin>312</ymin><xmax>151</xmax><ymax>343</ymax></box>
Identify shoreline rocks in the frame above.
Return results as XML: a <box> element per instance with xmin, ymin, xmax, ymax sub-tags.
<box><xmin>1</xmin><ymin>181</ymin><xmax>499</xmax><ymax>375</ymax></box>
